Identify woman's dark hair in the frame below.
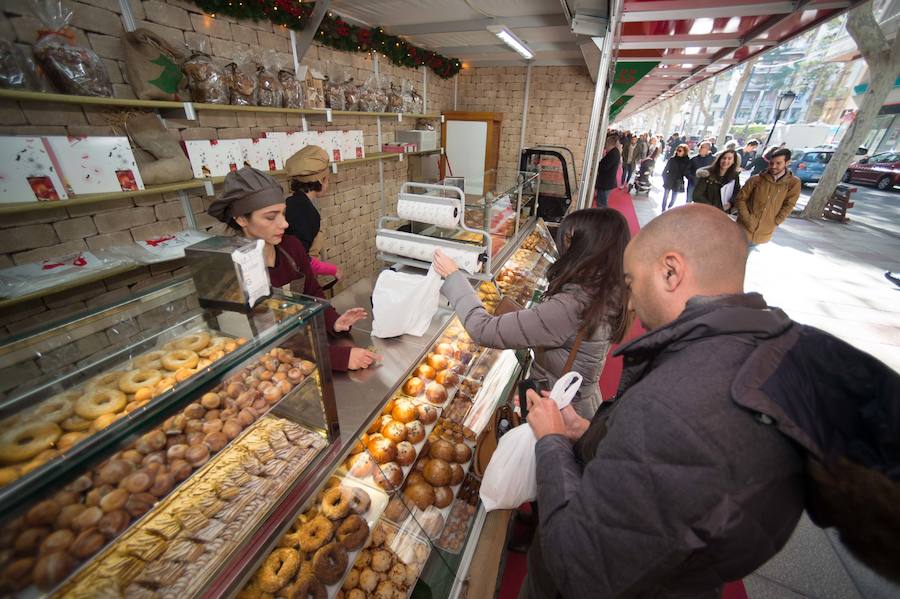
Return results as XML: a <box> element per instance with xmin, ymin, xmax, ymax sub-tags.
<box><xmin>290</xmin><ymin>177</ymin><xmax>323</xmax><ymax>194</ymax></box>
<box><xmin>545</xmin><ymin>208</ymin><xmax>631</xmax><ymax>342</ymax></box>
<box><xmin>226</xmin><ymin>212</ymin><xmax>251</xmax><ymax>234</ymax></box>
<box><xmin>712</xmin><ymin>149</ymin><xmax>739</xmax><ymax>181</ymax></box>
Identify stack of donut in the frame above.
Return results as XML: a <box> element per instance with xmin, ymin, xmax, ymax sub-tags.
<box><xmin>0</xmin><ymin>332</ymin><xmax>248</xmax><ymax>489</ymax></box>
<box><xmin>343</xmin><ymin>397</ymin><xmax>438</xmax><ymax>493</ymax></box>
<box><xmin>400</xmin><ymin>419</ymin><xmax>474</xmax><ymax>514</ymax></box>
<box><xmin>241</xmin><ymin>480</ymin><xmax>374</xmax><ymax>598</ymax></box>
<box><xmin>336</xmin><ymin>520</ymin><xmax>429</xmax><ymax>599</ymax></box>
<box><xmin>0</xmin><ymin>346</ymin><xmax>316</xmax><ymax>594</ymax></box>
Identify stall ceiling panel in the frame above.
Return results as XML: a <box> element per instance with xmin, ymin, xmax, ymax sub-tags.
<box><xmin>331</xmin><ymin>0</ymin><xmax>562</xmax><ymax>27</ymax></box>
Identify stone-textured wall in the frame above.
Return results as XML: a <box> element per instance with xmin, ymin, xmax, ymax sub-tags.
<box><xmin>0</xmin><ymin>0</ymin><xmax>454</xmax><ymax>337</ymax></box>
<box><xmin>457</xmin><ymin>65</ymin><xmax>594</xmax><ymax>188</ymax></box>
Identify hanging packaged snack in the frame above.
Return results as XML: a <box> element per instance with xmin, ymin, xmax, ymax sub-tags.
<box><xmin>31</xmin><ymin>0</ymin><xmax>113</xmax><ymax>97</ymax></box>
<box><xmin>410</xmin><ymin>87</ymin><xmax>424</xmax><ymax>114</ymax></box>
<box><xmin>182</xmin><ymin>39</ymin><xmax>228</xmax><ymax>104</ymax></box>
<box><xmin>324</xmin><ymin>72</ymin><xmax>346</xmax><ymax>110</ymax></box>
<box><xmin>279</xmin><ymin>68</ymin><xmax>304</xmax><ymax>108</ymax></box>
<box><xmin>387</xmin><ymin>81</ymin><xmax>404</xmax><ymax>113</ymax></box>
<box><xmin>358</xmin><ymin>76</ymin><xmax>382</xmax><ymax>112</ymax></box>
<box><xmin>400</xmin><ymin>79</ymin><xmax>416</xmax><ymax>113</ymax></box>
<box><xmin>343</xmin><ymin>73</ymin><xmax>359</xmax><ymax>111</ymax></box>
<box><xmin>224</xmin><ymin>52</ymin><xmax>257</xmax><ymax>106</ymax></box>
<box><xmin>121</xmin><ymin>28</ymin><xmax>186</xmax><ymax>100</ymax></box>
<box><xmin>0</xmin><ymin>40</ymin><xmax>39</xmax><ymax>91</ymax></box>
<box><xmin>256</xmin><ymin>50</ymin><xmax>284</xmax><ymax>107</ymax></box>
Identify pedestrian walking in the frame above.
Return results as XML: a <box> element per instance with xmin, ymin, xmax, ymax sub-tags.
<box><xmin>751</xmin><ymin>145</ymin><xmax>777</xmax><ymax>176</ymax></box>
<box><xmin>621</xmin><ymin>133</ymin><xmax>635</xmax><ymax>186</ymax></box>
<box><xmin>627</xmin><ymin>133</ymin><xmax>649</xmax><ymax>185</ymax></box>
<box><xmin>660</xmin><ymin>143</ymin><xmax>690</xmax><ymax>211</ymax></box>
<box><xmin>692</xmin><ymin>149</ymin><xmax>741</xmax><ymax>212</ymax></box>
<box><xmin>736</xmin><ymin>139</ymin><xmax>759</xmax><ymax>171</ymax></box>
<box><xmin>595</xmin><ymin>133</ymin><xmax>621</xmax><ymax>208</ymax></box>
<box><xmin>686</xmin><ymin>141</ymin><xmax>715</xmax><ymax>201</ymax></box>
<box><xmin>734</xmin><ymin>148</ymin><xmax>801</xmax><ymax>244</ymax></box>
<box><xmin>665</xmin><ymin>132</ymin><xmax>680</xmax><ymax>159</ymax></box>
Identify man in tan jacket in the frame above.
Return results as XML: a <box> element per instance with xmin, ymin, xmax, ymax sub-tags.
<box><xmin>734</xmin><ymin>148</ymin><xmax>801</xmax><ymax>244</ymax></box>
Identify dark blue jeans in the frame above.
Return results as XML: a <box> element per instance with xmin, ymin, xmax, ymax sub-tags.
<box><xmin>596</xmin><ymin>188</ymin><xmax>610</xmax><ymax>207</ymax></box>
<box><xmin>661</xmin><ymin>187</ymin><xmax>679</xmax><ymax>211</ymax></box>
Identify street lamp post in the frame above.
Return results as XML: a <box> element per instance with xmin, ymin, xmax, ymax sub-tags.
<box><xmin>763</xmin><ymin>90</ymin><xmax>797</xmax><ymax>148</ymax></box>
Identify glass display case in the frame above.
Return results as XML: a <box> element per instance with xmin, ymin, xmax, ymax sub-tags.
<box><xmin>0</xmin><ymin>278</ymin><xmax>338</xmax><ymax>597</ymax></box>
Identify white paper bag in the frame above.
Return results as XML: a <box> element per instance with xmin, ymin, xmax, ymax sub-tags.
<box><xmin>480</xmin><ymin>371</ymin><xmax>582</xmax><ymax>511</ymax></box>
<box><xmin>371</xmin><ymin>265</ymin><xmax>442</xmax><ymax>338</ymax></box>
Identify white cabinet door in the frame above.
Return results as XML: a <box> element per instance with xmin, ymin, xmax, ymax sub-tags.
<box><xmin>445</xmin><ymin>120</ymin><xmax>488</xmax><ymax>195</ymax></box>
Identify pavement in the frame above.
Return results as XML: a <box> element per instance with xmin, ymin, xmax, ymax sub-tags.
<box><xmin>630</xmin><ymin>165</ymin><xmax>900</xmax><ymax>599</ymax></box>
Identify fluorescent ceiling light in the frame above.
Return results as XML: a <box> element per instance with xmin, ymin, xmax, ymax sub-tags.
<box><xmin>684</xmin><ymin>47</ymin><xmax>701</xmax><ymax>55</ymax></box>
<box><xmin>689</xmin><ymin>18</ymin><xmax>714</xmax><ymax>35</ymax></box>
<box><xmin>487</xmin><ymin>25</ymin><xmax>534</xmax><ymax>60</ymax></box>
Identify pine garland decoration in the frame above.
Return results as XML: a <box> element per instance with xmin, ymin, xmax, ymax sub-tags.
<box><xmin>192</xmin><ymin>0</ymin><xmax>462</xmax><ymax>79</ymax></box>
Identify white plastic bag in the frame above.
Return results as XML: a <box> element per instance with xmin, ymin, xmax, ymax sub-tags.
<box><xmin>480</xmin><ymin>371</ymin><xmax>583</xmax><ymax>511</ymax></box>
<box><xmin>371</xmin><ymin>265</ymin><xmax>443</xmax><ymax>338</ymax></box>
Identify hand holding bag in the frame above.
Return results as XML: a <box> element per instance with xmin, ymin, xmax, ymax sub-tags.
<box><xmin>371</xmin><ymin>265</ymin><xmax>443</xmax><ymax>338</ymax></box>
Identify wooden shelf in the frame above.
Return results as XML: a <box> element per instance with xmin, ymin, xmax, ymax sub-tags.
<box><xmin>0</xmin><ymin>89</ymin><xmax>441</xmax><ymax>120</ymax></box>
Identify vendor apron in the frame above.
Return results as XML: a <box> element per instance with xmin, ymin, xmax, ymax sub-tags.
<box><xmin>276</xmin><ymin>246</ymin><xmax>306</xmax><ymax>294</ymax></box>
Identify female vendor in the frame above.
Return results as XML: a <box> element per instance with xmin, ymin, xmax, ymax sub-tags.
<box><xmin>209</xmin><ymin>166</ymin><xmax>380</xmax><ymax>371</ymax></box>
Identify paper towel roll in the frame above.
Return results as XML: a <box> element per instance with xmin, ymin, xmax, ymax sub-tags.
<box><xmin>376</xmin><ymin>232</ymin><xmax>482</xmax><ymax>273</ymax></box>
<box><xmin>397</xmin><ymin>197</ymin><xmax>461</xmax><ymax>228</ymax></box>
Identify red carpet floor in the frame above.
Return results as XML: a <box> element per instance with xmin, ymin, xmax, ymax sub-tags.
<box><xmin>497</xmin><ymin>189</ymin><xmax>748</xmax><ymax>599</ymax></box>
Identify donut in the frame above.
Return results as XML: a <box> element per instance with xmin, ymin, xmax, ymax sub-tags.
<box><xmin>348</xmin><ymin>488</ymin><xmax>371</xmax><ymax>515</ymax></box>
<box><xmin>118</xmin><ymin>369</ymin><xmax>162</xmax><ymax>394</ymax></box>
<box><xmin>0</xmin><ymin>422</ymin><xmax>62</xmax><ymax>464</ymax></box>
<box><xmin>87</xmin><ymin>371</ymin><xmax>127</xmax><ymax>390</ymax></box>
<box><xmin>321</xmin><ymin>487</ymin><xmax>352</xmax><ymax>520</ymax></box>
<box><xmin>133</xmin><ymin>351</ymin><xmax>166</xmax><ymax>370</ymax></box>
<box><xmin>75</xmin><ymin>389</ymin><xmax>126</xmax><ymax>420</ymax></box>
<box><xmin>166</xmin><ymin>332</ymin><xmax>211</xmax><ymax>353</ymax></box>
<box><xmin>285</xmin><ymin>574</ymin><xmax>326</xmax><ymax>599</ymax></box>
<box><xmin>336</xmin><ymin>515</ymin><xmax>369</xmax><ymax>551</ymax></box>
<box><xmin>258</xmin><ymin>547</ymin><xmax>300</xmax><ymax>592</ymax></box>
<box><xmin>90</xmin><ymin>413</ymin><xmax>119</xmax><ymax>431</ymax></box>
<box><xmin>28</xmin><ymin>395</ymin><xmax>75</xmax><ymax>424</ymax></box>
<box><xmin>61</xmin><ymin>415</ymin><xmax>91</xmax><ymax>432</ymax></box>
<box><xmin>161</xmin><ymin>349</ymin><xmax>199</xmax><ymax>372</ymax></box>
<box><xmin>313</xmin><ymin>542</ymin><xmax>348</xmax><ymax>585</ymax></box>
<box><xmin>199</xmin><ymin>336</ymin><xmax>231</xmax><ymax>358</ymax></box>
<box><xmin>298</xmin><ymin>515</ymin><xmax>334</xmax><ymax>553</ymax></box>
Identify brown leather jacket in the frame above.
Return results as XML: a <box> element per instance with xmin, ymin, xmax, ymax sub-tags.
<box><xmin>734</xmin><ymin>170</ymin><xmax>801</xmax><ymax>243</ymax></box>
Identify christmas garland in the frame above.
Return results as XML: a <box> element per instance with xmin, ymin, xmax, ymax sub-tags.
<box><xmin>192</xmin><ymin>0</ymin><xmax>462</xmax><ymax>79</ymax></box>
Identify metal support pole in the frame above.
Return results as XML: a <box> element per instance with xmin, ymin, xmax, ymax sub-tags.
<box><xmin>118</xmin><ymin>0</ymin><xmax>136</xmax><ymax>32</ymax></box>
<box><xmin>421</xmin><ymin>66</ymin><xmax>428</xmax><ymax>115</ymax></box>
<box><xmin>763</xmin><ymin>111</ymin><xmax>781</xmax><ymax>148</ymax></box>
<box><xmin>519</xmin><ymin>62</ymin><xmax>533</xmax><ymax>155</ymax></box>
<box><xmin>375</xmin><ymin>53</ymin><xmax>386</xmax><ymax>215</ymax></box>
<box><xmin>293</xmin><ymin>0</ymin><xmax>331</xmax><ymax>63</ymax></box>
<box><xmin>453</xmin><ymin>75</ymin><xmax>458</xmax><ymax>110</ymax></box>
<box><xmin>178</xmin><ymin>190</ymin><xmax>198</xmax><ymax>229</ymax></box>
<box><xmin>577</xmin><ymin>32</ymin><xmax>614</xmax><ymax>211</ymax></box>
<box><xmin>289</xmin><ymin>30</ymin><xmax>301</xmax><ymax>75</ymax></box>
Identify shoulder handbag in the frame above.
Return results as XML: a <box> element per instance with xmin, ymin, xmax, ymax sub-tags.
<box><xmin>472</xmin><ymin>327</ymin><xmax>587</xmax><ymax>477</ymax></box>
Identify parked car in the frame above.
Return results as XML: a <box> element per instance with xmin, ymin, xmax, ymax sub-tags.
<box><xmin>790</xmin><ymin>148</ymin><xmax>833</xmax><ymax>184</ymax></box>
<box><xmin>843</xmin><ymin>152</ymin><xmax>900</xmax><ymax>191</ymax></box>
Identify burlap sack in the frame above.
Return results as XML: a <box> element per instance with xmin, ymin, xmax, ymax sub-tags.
<box><xmin>126</xmin><ymin>113</ymin><xmax>192</xmax><ymax>185</ymax></box>
<box><xmin>122</xmin><ymin>28</ymin><xmax>187</xmax><ymax>100</ymax></box>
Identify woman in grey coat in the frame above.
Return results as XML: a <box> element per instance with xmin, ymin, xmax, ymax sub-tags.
<box><xmin>433</xmin><ymin>208</ymin><xmax>632</xmax><ymax>418</ymax></box>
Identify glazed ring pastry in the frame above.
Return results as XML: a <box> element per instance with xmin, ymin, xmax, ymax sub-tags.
<box><xmin>258</xmin><ymin>547</ymin><xmax>300</xmax><ymax>593</ymax></box>
<box><xmin>0</xmin><ymin>421</ymin><xmax>62</xmax><ymax>463</ymax></box>
<box><xmin>132</xmin><ymin>351</ymin><xmax>166</xmax><ymax>370</ymax></box>
<box><xmin>284</xmin><ymin>574</ymin><xmax>326</xmax><ymax>599</ymax></box>
<box><xmin>298</xmin><ymin>515</ymin><xmax>334</xmax><ymax>553</ymax></box>
<box><xmin>199</xmin><ymin>336</ymin><xmax>232</xmax><ymax>358</ymax></box>
<box><xmin>165</xmin><ymin>332</ymin><xmax>211</xmax><ymax>353</ymax></box>
<box><xmin>336</xmin><ymin>515</ymin><xmax>369</xmax><ymax>551</ymax></box>
<box><xmin>61</xmin><ymin>415</ymin><xmax>91</xmax><ymax>432</ymax></box>
<box><xmin>313</xmin><ymin>542</ymin><xmax>348</xmax><ymax>585</ymax></box>
<box><xmin>118</xmin><ymin>369</ymin><xmax>162</xmax><ymax>394</ymax></box>
<box><xmin>87</xmin><ymin>371</ymin><xmax>127</xmax><ymax>390</ymax></box>
<box><xmin>161</xmin><ymin>350</ymin><xmax>199</xmax><ymax>372</ymax></box>
<box><xmin>321</xmin><ymin>487</ymin><xmax>352</xmax><ymax>520</ymax></box>
<box><xmin>75</xmin><ymin>389</ymin><xmax>127</xmax><ymax>420</ymax></box>
<box><xmin>27</xmin><ymin>395</ymin><xmax>75</xmax><ymax>424</ymax></box>
<box><xmin>348</xmin><ymin>488</ymin><xmax>371</xmax><ymax>515</ymax></box>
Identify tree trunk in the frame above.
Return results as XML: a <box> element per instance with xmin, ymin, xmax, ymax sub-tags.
<box><xmin>801</xmin><ymin>0</ymin><xmax>900</xmax><ymax>218</ymax></box>
<box><xmin>718</xmin><ymin>58</ymin><xmax>757</xmax><ymax>146</ymax></box>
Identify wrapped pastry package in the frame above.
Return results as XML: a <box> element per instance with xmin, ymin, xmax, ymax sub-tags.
<box><xmin>387</xmin><ymin>82</ymin><xmax>404</xmax><ymax>113</ymax></box>
<box><xmin>31</xmin><ymin>0</ymin><xmax>112</xmax><ymax>97</ymax></box>
<box><xmin>278</xmin><ymin>68</ymin><xmax>304</xmax><ymax>108</ymax></box>
<box><xmin>342</xmin><ymin>73</ymin><xmax>359</xmax><ymax>111</ymax></box>
<box><xmin>255</xmin><ymin>50</ymin><xmax>283</xmax><ymax>107</ymax></box>
<box><xmin>0</xmin><ymin>40</ymin><xmax>39</xmax><ymax>91</ymax></box>
<box><xmin>358</xmin><ymin>75</ymin><xmax>387</xmax><ymax>112</ymax></box>
<box><xmin>224</xmin><ymin>52</ymin><xmax>257</xmax><ymax>106</ymax></box>
<box><xmin>324</xmin><ymin>73</ymin><xmax>346</xmax><ymax>110</ymax></box>
<box><xmin>182</xmin><ymin>40</ymin><xmax>228</xmax><ymax>104</ymax></box>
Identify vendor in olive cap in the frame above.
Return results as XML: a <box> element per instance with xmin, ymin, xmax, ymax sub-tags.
<box><xmin>208</xmin><ymin>166</ymin><xmax>380</xmax><ymax>371</ymax></box>
<box><xmin>284</xmin><ymin>145</ymin><xmax>340</xmax><ymax>279</ymax></box>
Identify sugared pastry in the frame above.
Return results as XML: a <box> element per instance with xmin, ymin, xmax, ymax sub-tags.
<box><xmin>414</xmin><ymin>364</ymin><xmax>435</xmax><ymax>380</ymax></box>
<box><xmin>405</xmin><ymin>421</ymin><xmax>426</xmax><ymax>444</ymax></box>
<box><xmin>391</xmin><ymin>400</ymin><xmax>418</xmax><ymax>424</ymax></box>
<box><xmin>395</xmin><ymin>441</ymin><xmax>416</xmax><ymax>466</ymax></box>
<box><xmin>424</xmin><ymin>382</ymin><xmax>447</xmax><ymax>405</ymax></box>
<box><xmin>402</xmin><ymin>377</ymin><xmax>424</xmax><ymax>396</ymax></box>
<box><xmin>417</xmin><ymin>404</ymin><xmax>438</xmax><ymax>425</ymax></box>
<box><xmin>426</xmin><ymin>354</ymin><xmax>448</xmax><ymax>371</ymax></box>
<box><xmin>367</xmin><ymin>437</ymin><xmax>397</xmax><ymax>465</ymax></box>
<box><xmin>372</xmin><ymin>462</ymin><xmax>403</xmax><ymax>491</ymax></box>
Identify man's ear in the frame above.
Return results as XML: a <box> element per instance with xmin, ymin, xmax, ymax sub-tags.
<box><xmin>661</xmin><ymin>252</ymin><xmax>685</xmax><ymax>292</ymax></box>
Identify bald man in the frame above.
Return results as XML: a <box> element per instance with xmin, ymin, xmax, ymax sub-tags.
<box><xmin>520</xmin><ymin>205</ymin><xmax>806</xmax><ymax>599</ymax></box>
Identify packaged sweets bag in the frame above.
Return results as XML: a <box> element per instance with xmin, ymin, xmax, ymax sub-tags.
<box><xmin>182</xmin><ymin>37</ymin><xmax>228</xmax><ymax>104</ymax></box>
<box><xmin>224</xmin><ymin>51</ymin><xmax>257</xmax><ymax>106</ymax></box>
<box><xmin>278</xmin><ymin>68</ymin><xmax>304</xmax><ymax>108</ymax></box>
<box><xmin>121</xmin><ymin>28</ymin><xmax>186</xmax><ymax>100</ymax></box>
<box><xmin>324</xmin><ymin>71</ymin><xmax>345</xmax><ymax>110</ymax></box>
<box><xmin>256</xmin><ymin>50</ymin><xmax>283</xmax><ymax>107</ymax></box>
<box><xmin>0</xmin><ymin>40</ymin><xmax>40</xmax><ymax>90</ymax></box>
<box><xmin>387</xmin><ymin>81</ymin><xmax>404</xmax><ymax>113</ymax></box>
<box><xmin>31</xmin><ymin>0</ymin><xmax>113</xmax><ymax>96</ymax></box>
<box><xmin>342</xmin><ymin>72</ymin><xmax>359</xmax><ymax>111</ymax></box>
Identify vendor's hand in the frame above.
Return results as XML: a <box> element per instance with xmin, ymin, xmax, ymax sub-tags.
<box><xmin>432</xmin><ymin>249</ymin><xmax>459</xmax><ymax>278</ymax></box>
<box><xmin>334</xmin><ymin>267</ymin><xmax>343</xmax><ymax>280</ymax></box>
<box><xmin>334</xmin><ymin>307</ymin><xmax>367</xmax><ymax>332</ymax></box>
<box><xmin>348</xmin><ymin>347</ymin><xmax>381</xmax><ymax>370</ymax></box>
<box><xmin>560</xmin><ymin>404</ymin><xmax>590</xmax><ymax>442</ymax></box>
<box><xmin>526</xmin><ymin>390</ymin><xmax>566</xmax><ymax>440</ymax></box>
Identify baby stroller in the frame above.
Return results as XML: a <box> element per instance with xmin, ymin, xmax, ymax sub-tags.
<box><xmin>632</xmin><ymin>157</ymin><xmax>654</xmax><ymax>195</ymax></box>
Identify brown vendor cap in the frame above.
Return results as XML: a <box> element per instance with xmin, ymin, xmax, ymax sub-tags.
<box><xmin>208</xmin><ymin>166</ymin><xmax>284</xmax><ymax>223</ymax></box>
<box><xmin>285</xmin><ymin>145</ymin><xmax>330</xmax><ymax>182</ymax></box>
